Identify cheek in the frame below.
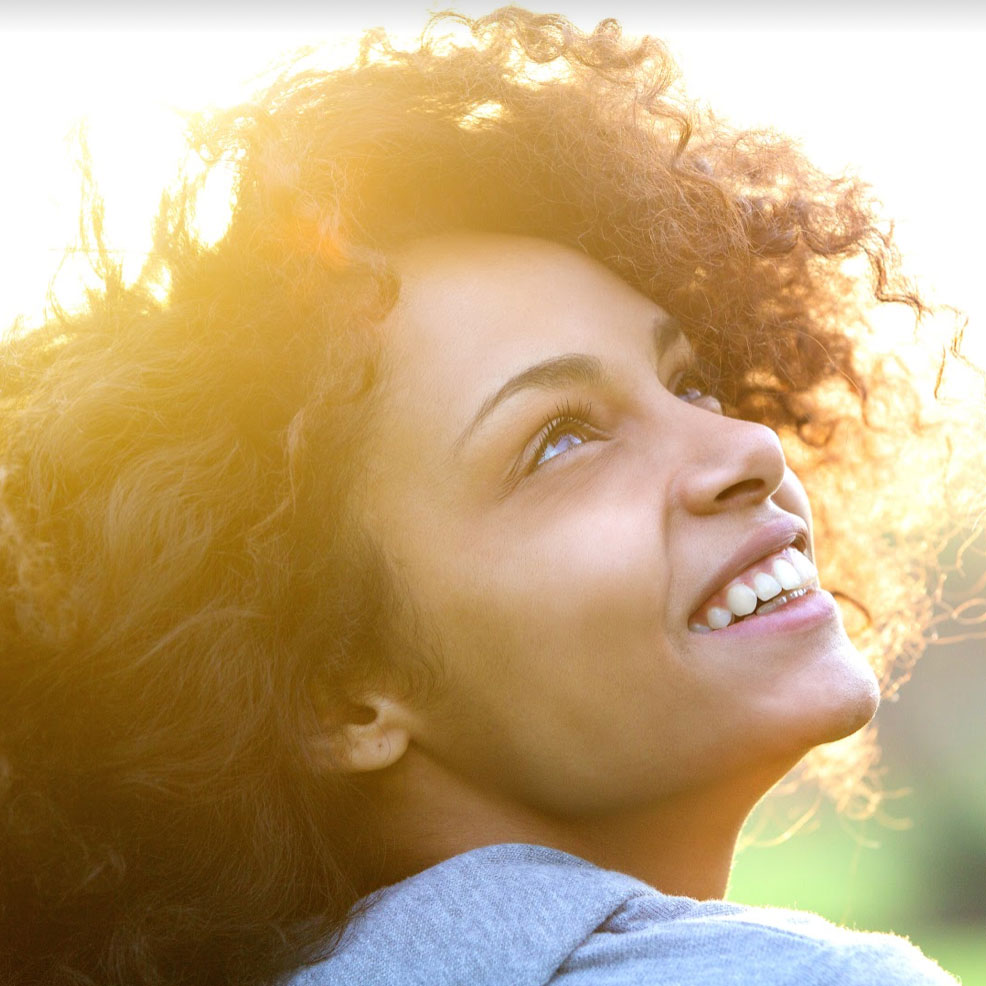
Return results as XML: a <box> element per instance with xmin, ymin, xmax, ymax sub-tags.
<box><xmin>408</xmin><ymin>498</ymin><xmax>684</xmax><ymax>774</ymax></box>
<box><xmin>461</xmin><ymin>496</ymin><xmax>671</xmax><ymax>669</ymax></box>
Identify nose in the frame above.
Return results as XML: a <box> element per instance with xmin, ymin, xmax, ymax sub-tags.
<box><xmin>673</xmin><ymin>405</ymin><xmax>787</xmax><ymax>515</ymax></box>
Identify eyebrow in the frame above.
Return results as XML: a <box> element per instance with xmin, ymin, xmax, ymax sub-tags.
<box><xmin>453</xmin><ymin>315</ymin><xmax>683</xmax><ymax>453</ymax></box>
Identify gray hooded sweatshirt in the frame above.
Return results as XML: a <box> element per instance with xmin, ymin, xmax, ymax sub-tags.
<box><xmin>287</xmin><ymin>843</ymin><xmax>958</xmax><ymax>985</ymax></box>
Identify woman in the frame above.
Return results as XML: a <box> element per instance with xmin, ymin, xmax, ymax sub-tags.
<box><xmin>0</xmin><ymin>9</ymin><xmax>973</xmax><ymax>985</ymax></box>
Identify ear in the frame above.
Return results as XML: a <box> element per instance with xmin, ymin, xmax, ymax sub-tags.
<box><xmin>316</xmin><ymin>695</ymin><xmax>412</xmax><ymax>773</ymax></box>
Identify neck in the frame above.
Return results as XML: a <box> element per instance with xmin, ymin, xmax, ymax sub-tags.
<box><xmin>561</xmin><ymin>786</ymin><xmax>751</xmax><ymax>899</ymax></box>
<box><xmin>354</xmin><ymin>748</ymin><xmax>792</xmax><ymax>901</ymax></box>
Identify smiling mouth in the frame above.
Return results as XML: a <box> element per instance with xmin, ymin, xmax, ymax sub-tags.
<box><xmin>688</xmin><ymin>546</ymin><xmax>819</xmax><ymax>633</ymax></box>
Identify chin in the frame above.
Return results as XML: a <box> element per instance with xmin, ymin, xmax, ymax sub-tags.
<box><xmin>824</xmin><ymin>667</ymin><xmax>881</xmax><ymax>742</ymax></box>
<box><xmin>757</xmin><ymin>637</ymin><xmax>882</xmax><ymax>759</ymax></box>
<box><xmin>796</xmin><ymin>652</ymin><xmax>881</xmax><ymax>750</ymax></box>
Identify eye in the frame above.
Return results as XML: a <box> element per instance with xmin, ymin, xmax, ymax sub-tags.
<box><xmin>670</xmin><ymin>360</ymin><xmax>723</xmax><ymax>413</ymax></box>
<box><xmin>529</xmin><ymin>400</ymin><xmax>600</xmax><ymax>470</ymax></box>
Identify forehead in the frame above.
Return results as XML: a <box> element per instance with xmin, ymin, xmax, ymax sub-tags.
<box><xmin>379</xmin><ymin>233</ymin><xmax>666</xmax><ymax>413</ymax></box>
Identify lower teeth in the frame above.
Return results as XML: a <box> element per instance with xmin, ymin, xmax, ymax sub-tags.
<box><xmin>751</xmin><ymin>586</ymin><xmax>809</xmax><ymax>617</ymax></box>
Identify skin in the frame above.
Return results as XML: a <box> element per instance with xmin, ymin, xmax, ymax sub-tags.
<box><xmin>332</xmin><ymin>232</ymin><xmax>880</xmax><ymax>899</ymax></box>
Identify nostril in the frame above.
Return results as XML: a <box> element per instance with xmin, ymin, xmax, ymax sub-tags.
<box><xmin>715</xmin><ymin>478</ymin><xmax>765</xmax><ymax>502</ymax></box>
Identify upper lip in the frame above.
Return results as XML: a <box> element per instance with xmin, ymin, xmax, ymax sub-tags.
<box><xmin>689</xmin><ymin>516</ymin><xmax>810</xmax><ymax>620</ymax></box>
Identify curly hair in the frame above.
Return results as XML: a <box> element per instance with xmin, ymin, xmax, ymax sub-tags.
<box><xmin>0</xmin><ymin>9</ymin><xmax>978</xmax><ymax>985</ymax></box>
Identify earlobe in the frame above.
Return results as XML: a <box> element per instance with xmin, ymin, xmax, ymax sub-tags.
<box><xmin>318</xmin><ymin>696</ymin><xmax>412</xmax><ymax>773</ymax></box>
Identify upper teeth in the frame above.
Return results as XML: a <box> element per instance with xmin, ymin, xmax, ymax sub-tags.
<box><xmin>690</xmin><ymin>547</ymin><xmax>818</xmax><ymax>633</ymax></box>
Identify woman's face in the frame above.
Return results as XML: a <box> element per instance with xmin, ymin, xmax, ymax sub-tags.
<box><xmin>359</xmin><ymin>233</ymin><xmax>879</xmax><ymax>817</ymax></box>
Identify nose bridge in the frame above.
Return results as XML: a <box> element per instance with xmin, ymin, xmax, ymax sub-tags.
<box><xmin>669</xmin><ymin>403</ymin><xmax>787</xmax><ymax>514</ymax></box>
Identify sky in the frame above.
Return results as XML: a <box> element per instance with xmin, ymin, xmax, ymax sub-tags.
<box><xmin>1</xmin><ymin>4</ymin><xmax>984</xmax><ymax>375</ymax></box>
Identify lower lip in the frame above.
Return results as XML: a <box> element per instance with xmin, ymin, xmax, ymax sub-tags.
<box><xmin>691</xmin><ymin>587</ymin><xmax>839</xmax><ymax>640</ymax></box>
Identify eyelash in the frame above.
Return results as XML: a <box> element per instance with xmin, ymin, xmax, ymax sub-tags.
<box><xmin>528</xmin><ymin>398</ymin><xmax>598</xmax><ymax>472</ymax></box>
